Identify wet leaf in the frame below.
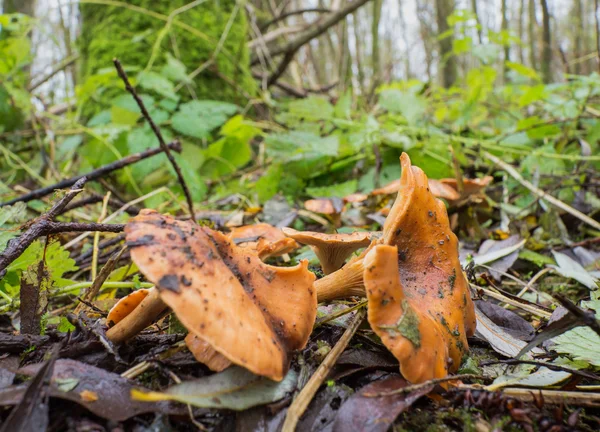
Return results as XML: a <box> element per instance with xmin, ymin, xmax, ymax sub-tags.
<box><xmin>550</xmin><ymin>251</ymin><xmax>598</xmax><ymax>289</ymax></box>
<box><xmin>0</xmin><ymin>359</ymin><xmax>182</xmax><ymax>421</ymax></box>
<box><xmin>475</xmin><ymin>301</ymin><xmax>535</xmax><ymax>342</ymax></box>
<box><xmin>332</xmin><ymin>375</ymin><xmax>433</xmax><ymax>432</ymax></box>
<box><xmin>131</xmin><ymin>366</ymin><xmax>298</xmax><ymax>411</ymax></box>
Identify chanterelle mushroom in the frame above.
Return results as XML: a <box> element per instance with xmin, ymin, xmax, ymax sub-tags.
<box><xmin>109</xmin><ymin>210</ymin><xmax>316</xmax><ymax>381</ymax></box>
<box><xmin>313</xmin><ymin>153</ymin><xmax>476</xmax><ymax>383</ymax></box>
<box><xmin>228</xmin><ymin>223</ymin><xmax>299</xmax><ymax>260</ymax></box>
<box><xmin>282</xmin><ymin>228</ymin><xmax>375</xmax><ymax>274</ymax></box>
<box><xmin>106</xmin><ymin>288</ymin><xmax>151</xmax><ymax>327</ymax></box>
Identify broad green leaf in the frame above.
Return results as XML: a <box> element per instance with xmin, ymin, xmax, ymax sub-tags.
<box><xmin>171</xmin><ymin>100</ymin><xmax>238</xmax><ymax>139</ymax></box>
<box><xmin>0</xmin><ymin>202</ymin><xmax>27</xmax><ymax>226</ymax></box>
<box><xmin>378</xmin><ymin>89</ymin><xmax>426</xmax><ymax>125</ymax></box>
<box><xmin>201</xmin><ymin>136</ymin><xmax>252</xmax><ymax>179</ymax></box>
<box><xmin>505</xmin><ymin>62</ymin><xmax>540</xmax><ymax>81</ymax></box>
<box><xmin>137</xmin><ymin>71</ymin><xmax>178</xmax><ymax>100</ymax></box>
<box><xmin>160</xmin><ymin>54</ymin><xmax>191</xmax><ymax>84</ymax></box>
<box><xmin>288</xmin><ymin>96</ymin><xmax>334</xmax><ymax>121</ymax></box>
<box><xmin>306</xmin><ymin>180</ymin><xmax>357</xmax><ymax>198</ymax></box>
<box><xmin>132</xmin><ymin>366</ymin><xmax>298</xmax><ymax>410</ymax></box>
<box><xmin>518</xmin><ymin>249</ymin><xmax>554</xmax><ymax>267</ymax></box>
<box><xmin>266</xmin><ymin>131</ymin><xmax>338</xmax><ymax>158</ymax></box>
<box><xmin>255</xmin><ymin>164</ymin><xmax>283</xmax><ymax>202</ymax></box>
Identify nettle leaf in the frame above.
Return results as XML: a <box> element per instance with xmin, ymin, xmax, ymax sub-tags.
<box><xmin>137</xmin><ymin>71</ymin><xmax>178</xmax><ymax>101</ymax></box>
<box><xmin>132</xmin><ymin>366</ymin><xmax>297</xmax><ymax>410</ymax></box>
<box><xmin>0</xmin><ymin>202</ymin><xmax>28</xmax><ymax>226</ymax></box>
<box><xmin>127</xmin><ymin>126</ymin><xmax>168</xmax><ymax>179</ymax></box>
<box><xmin>160</xmin><ymin>54</ymin><xmax>191</xmax><ymax>84</ymax></box>
<box><xmin>266</xmin><ymin>131</ymin><xmax>339</xmax><ymax>159</ymax></box>
<box><xmin>171</xmin><ymin>100</ymin><xmax>238</xmax><ymax>139</ymax></box>
<box><xmin>378</xmin><ymin>89</ymin><xmax>426</xmax><ymax>125</ymax></box>
<box><xmin>288</xmin><ymin>96</ymin><xmax>334</xmax><ymax>121</ymax></box>
<box><xmin>254</xmin><ymin>164</ymin><xmax>283</xmax><ymax>202</ymax></box>
<box><xmin>306</xmin><ymin>180</ymin><xmax>357</xmax><ymax>199</ymax></box>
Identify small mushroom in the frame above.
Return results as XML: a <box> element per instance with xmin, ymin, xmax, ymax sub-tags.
<box><xmin>282</xmin><ymin>228</ymin><xmax>375</xmax><ymax>274</ymax></box>
<box><xmin>106</xmin><ymin>288</ymin><xmax>151</xmax><ymax>327</ymax></box>
<box><xmin>313</xmin><ymin>153</ymin><xmax>476</xmax><ymax>383</ymax></box>
<box><xmin>228</xmin><ymin>223</ymin><xmax>299</xmax><ymax>260</ymax></box>
<box><xmin>108</xmin><ymin>209</ymin><xmax>316</xmax><ymax>381</ymax></box>
<box><xmin>185</xmin><ymin>334</ymin><xmax>232</xmax><ymax>372</ymax></box>
<box><xmin>304</xmin><ymin>198</ymin><xmax>344</xmax><ymax>226</ymax></box>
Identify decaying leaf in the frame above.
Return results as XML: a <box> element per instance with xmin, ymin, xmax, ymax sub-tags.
<box><xmin>550</xmin><ymin>251</ymin><xmax>598</xmax><ymax>289</ymax></box>
<box><xmin>132</xmin><ymin>366</ymin><xmax>297</xmax><ymax>410</ymax></box>
<box><xmin>332</xmin><ymin>375</ymin><xmax>434</xmax><ymax>432</ymax></box>
<box><xmin>0</xmin><ymin>359</ymin><xmax>181</xmax><ymax>422</ymax></box>
<box><xmin>126</xmin><ymin>210</ymin><xmax>317</xmax><ymax>381</ymax></box>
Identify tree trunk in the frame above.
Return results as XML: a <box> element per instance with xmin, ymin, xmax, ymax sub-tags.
<box><xmin>528</xmin><ymin>0</ymin><xmax>538</xmax><ymax>70</ymax></box>
<box><xmin>353</xmin><ymin>10</ymin><xmax>366</xmax><ymax>93</ymax></box>
<box><xmin>471</xmin><ymin>0</ymin><xmax>483</xmax><ymax>44</ymax></box>
<box><xmin>502</xmin><ymin>0</ymin><xmax>510</xmax><ymax>80</ymax></box>
<box><xmin>573</xmin><ymin>0</ymin><xmax>584</xmax><ymax>74</ymax></box>
<box><xmin>371</xmin><ymin>0</ymin><xmax>383</xmax><ymax>94</ymax></box>
<box><xmin>78</xmin><ymin>0</ymin><xmax>254</xmax><ymax>104</ymax></box>
<box><xmin>2</xmin><ymin>0</ymin><xmax>36</xmax><ymax>15</ymax></box>
<box><xmin>540</xmin><ymin>0</ymin><xmax>553</xmax><ymax>82</ymax></box>
<box><xmin>518</xmin><ymin>0</ymin><xmax>526</xmax><ymax>64</ymax></box>
<box><xmin>435</xmin><ymin>0</ymin><xmax>457</xmax><ymax>87</ymax></box>
<box><xmin>398</xmin><ymin>0</ymin><xmax>411</xmax><ymax>79</ymax></box>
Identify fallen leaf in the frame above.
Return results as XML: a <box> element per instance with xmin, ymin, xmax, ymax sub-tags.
<box><xmin>79</xmin><ymin>390</ymin><xmax>98</xmax><ymax>402</ymax></box>
<box><xmin>0</xmin><ymin>359</ymin><xmax>182</xmax><ymax>421</ymax></box>
<box><xmin>475</xmin><ymin>235</ymin><xmax>523</xmax><ymax>280</ymax></box>
<box><xmin>475</xmin><ymin>301</ymin><xmax>535</xmax><ymax>341</ymax></box>
<box><xmin>469</xmin><ymin>237</ymin><xmax>526</xmax><ymax>267</ymax></box>
<box><xmin>132</xmin><ymin>366</ymin><xmax>298</xmax><ymax>411</ymax></box>
<box><xmin>475</xmin><ymin>305</ymin><xmax>543</xmax><ymax>358</ymax></box>
<box><xmin>550</xmin><ymin>251</ymin><xmax>598</xmax><ymax>289</ymax></box>
<box><xmin>332</xmin><ymin>375</ymin><xmax>433</xmax><ymax>432</ymax></box>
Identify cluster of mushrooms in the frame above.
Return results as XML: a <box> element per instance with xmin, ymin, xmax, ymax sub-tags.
<box><xmin>105</xmin><ymin>153</ymin><xmax>476</xmax><ymax>384</ymax></box>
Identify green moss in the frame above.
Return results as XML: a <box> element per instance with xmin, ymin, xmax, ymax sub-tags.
<box><xmin>78</xmin><ymin>0</ymin><xmax>255</xmax><ymax>104</ymax></box>
<box><xmin>379</xmin><ymin>300</ymin><xmax>421</xmax><ymax>347</ymax></box>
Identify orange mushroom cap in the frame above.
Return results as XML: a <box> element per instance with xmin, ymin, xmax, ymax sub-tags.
<box><xmin>282</xmin><ymin>228</ymin><xmax>376</xmax><ymax>274</ymax></box>
<box><xmin>378</xmin><ymin>153</ymin><xmax>476</xmax><ymax>378</ymax></box>
<box><xmin>364</xmin><ymin>245</ymin><xmax>449</xmax><ymax>383</ymax></box>
<box><xmin>440</xmin><ymin>176</ymin><xmax>493</xmax><ymax>198</ymax></box>
<box><xmin>126</xmin><ymin>210</ymin><xmax>317</xmax><ymax>381</ymax></box>
<box><xmin>314</xmin><ymin>153</ymin><xmax>476</xmax><ymax>383</ymax></box>
<box><xmin>227</xmin><ymin>223</ymin><xmax>299</xmax><ymax>260</ymax></box>
<box><xmin>106</xmin><ymin>288</ymin><xmax>151</xmax><ymax>327</ymax></box>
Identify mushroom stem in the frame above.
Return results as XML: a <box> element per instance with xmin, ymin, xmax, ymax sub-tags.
<box><xmin>106</xmin><ymin>287</ymin><xmax>168</xmax><ymax>344</ymax></box>
<box><xmin>314</xmin><ymin>257</ymin><xmax>366</xmax><ymax>302</ymax></box>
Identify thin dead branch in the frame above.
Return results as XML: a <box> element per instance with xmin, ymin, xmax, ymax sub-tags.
<box><xmin>0</xmin><ymin>141</ymin><xmax>182</xmax><ymax>207</ymax></box>
<box><xmin>0</xmin><ymin>178</ymin><xmax>124</xmax><ymax>276</ymax></box>
<box><xmin>113</xmin><ymin>59</ymin><xmax>196</xmax><ymax>222</ymax></box>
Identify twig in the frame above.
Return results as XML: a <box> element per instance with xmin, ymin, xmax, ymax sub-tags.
<box><xmin>459</xmin><ymin>385</ymin><xmax>600</xmax><ymax>408</ymax></box>
<box><xmin>0</xmin><ymin>179</ymin><xmax>124</xmax><ymax>276</ymax></box>
<box><xmin>0</xmin><ymin>141</ymin><xmax>182</xmax><ymax>207</ymax></box>
<box><xmin>0</xmin><ymin>178</ymin><xmax>87</xmax><ymax>274</ymax></box>
<box><xmin>60</xmin><ymin>194</ymin><xmax>140</xmax><ymax>216</ymax></box>
<box><xmin>282</xmin><ymin>308</ymin><xmax>365</xmax><ymax>432</ymax></box>
<box><xmin>28</xmin><ymin>53</ymin><xmax>80</xmax><ymax>92</ymax></box>
<box><xmin>260</xmin><ymin>8</ymin><xmax>331</xmax><ymax>30</ymax></box>
<box><xmin>364</xmin><ymin>374</ymin><xmax>485</xmax><ymax>397</ymax></box>
<box><xmin>265</xmin><ymin>0</ymin><xmax>372</xmax><ymax>86</ymax></box>
<box><xmin>481</xmin><ymin>359</ymin><xmax>600</xmax><ymax>382</ymax></box>
<box><xmin>483</xmin><ymin>151</ymin><xmax>600</xmax><ymax>231</ymax></box>
<box><xmin>113</xmin><ymin>59</ymin><xmax>196</xmax><ymax>222</ymax></box>
<box><xmin>555</xmin><ymin>293</ymin><xmax>600</xmax><ymax>338</ymax></box>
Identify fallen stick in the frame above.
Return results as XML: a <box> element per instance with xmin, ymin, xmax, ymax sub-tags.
<box><xmin>0</xmin><ymin>178</ymin><xmax>124</xmax><ymax>276</ymax></box>
<box><xmin>282</xmin><ymin>308</ymin><xmax>366</xmax><ymax>432</ymax></box>
<box><xmin>0</xmin><ymin>141</ymin><xmax>182</xmax><ymax>207</ymax></box>
<box><xmin>484</xmin><ymin>151</ymin><xmax>600</xmax><ymax>231</ymax></box>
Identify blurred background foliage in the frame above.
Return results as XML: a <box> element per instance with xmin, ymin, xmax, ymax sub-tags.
<box><xmin>0</xmin><ymin>0</ymin><xmax>599</xmax><ymax>219</ymax></box>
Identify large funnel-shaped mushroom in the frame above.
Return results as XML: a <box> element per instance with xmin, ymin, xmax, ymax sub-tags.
<box><xmin>117</xmin><ymin>210</ymin><xmax>317</xmax><ymax>381</ymax></box>
<box><xmin>282</xmin><ymin>228</ymin><xmax>375</xmax><ymax>274</ymax></box>
<box><xmin>314</xmin><ymin>153</ymin><xmax>476</xmax><ymax>382</ymax></box>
